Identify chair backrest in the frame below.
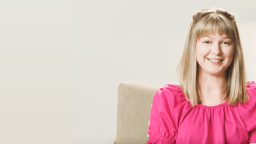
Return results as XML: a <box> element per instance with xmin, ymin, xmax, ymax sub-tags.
<box><xmin>114</xmin><ymin>81</ymin><xmax>161</xmax><ymax>144</ymax></box>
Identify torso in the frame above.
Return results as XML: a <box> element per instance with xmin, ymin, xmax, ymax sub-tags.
<box><xmin>175</xmin><ymin>103</ymin><xmax>249</xmax><ymax>144</ymax></box>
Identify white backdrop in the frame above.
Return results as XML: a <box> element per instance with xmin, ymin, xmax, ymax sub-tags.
<box><xmin>1</xmin><ymin>0</ymin><xmax>256</xmax><ymax>144</ymax></box>
<box><xmin>0</xmin><ymin>0</ymin><xmax>70</xmax><ymax>144</ymax></box>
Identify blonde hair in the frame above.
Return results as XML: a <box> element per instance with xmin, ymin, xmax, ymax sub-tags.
<box><xmin>175</xmin><ymin>7</ymin><xmax>249</xmax><ymax>107</ymax></box>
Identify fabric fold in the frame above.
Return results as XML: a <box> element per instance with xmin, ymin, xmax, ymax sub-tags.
<box><xmin>147</xmin><ymin>134</ymin><xmax>175</xmax><ymax>144</ymax></box>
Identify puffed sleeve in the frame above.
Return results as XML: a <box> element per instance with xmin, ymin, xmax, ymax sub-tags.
<box><xmin>147</xmin><ymin>87</ymin><xmax>178</xmax><ymax>144</ymax></box>
<box><xmin>237</xmin><ymin>81</ymin><xmax>256</xmax><ymax>143</ymax></box>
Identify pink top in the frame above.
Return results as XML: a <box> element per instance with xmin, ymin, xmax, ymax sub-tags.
<box><xmin>147</xmin><ymin>81</ymin><xmax>256</xmax><ymax>144</ymax></box>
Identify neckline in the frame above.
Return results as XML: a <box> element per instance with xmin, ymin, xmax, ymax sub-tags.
<box><xmin>197</xmin><ymin>100</ymin><xmax>228</xmax><ymax>108</ymax></box>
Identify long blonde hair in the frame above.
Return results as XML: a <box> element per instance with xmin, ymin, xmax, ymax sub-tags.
<box><xmin>176</xmin><ymin>7</ymin><xmax>249</xmax><ymax>107</ymax></box>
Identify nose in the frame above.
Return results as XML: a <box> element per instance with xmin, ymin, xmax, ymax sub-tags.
<box><xmin>211</xmin><ymin>42</ymin><xmax>222</xmax><ymax>55</ymax></box>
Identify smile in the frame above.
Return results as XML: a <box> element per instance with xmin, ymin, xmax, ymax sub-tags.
<box><xmin>207</xmin><ymin>58</ymin><xmax>223</xmax><ymax>62</ymax></box>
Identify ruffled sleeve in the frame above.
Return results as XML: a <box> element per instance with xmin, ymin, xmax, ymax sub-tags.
<box><xmin>147</xmin><ymin>84</ymin><xmax>185</xmax><ymax>144</ymax></box>
<box><xmin>237</xmin><ymin>81</ymin><xmax>256</xmax><ymax>143</ymax></box>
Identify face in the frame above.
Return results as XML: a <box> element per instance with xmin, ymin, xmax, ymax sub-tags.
<box><xmin>195</xmin><ymin>31</ymin><xmax>234</xmax><ymax>77</ymax></box>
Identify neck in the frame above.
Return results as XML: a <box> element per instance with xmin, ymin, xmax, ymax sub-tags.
<box><xmin>197</xmin><ymin>70</ymin><xmax>228</xmax><ymax>105</ymax></box>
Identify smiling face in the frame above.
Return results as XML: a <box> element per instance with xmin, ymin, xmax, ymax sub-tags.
<box><xmin>195</xmin><ymin>31</ymin><xmax>234</xmax><ymax>77</ymax></box>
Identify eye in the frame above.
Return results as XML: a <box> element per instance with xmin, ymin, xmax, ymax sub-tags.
<box><xmin>204</xmin><ymin>41</ymin><xmax>211</xmax><ymax>44</ymax></box>
<box><xmin>222</xmin><ymin>41</ymin><xmax>230</xmax><ymax>45</ymax></box>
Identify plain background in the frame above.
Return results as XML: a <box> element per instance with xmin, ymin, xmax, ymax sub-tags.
<box><xmin>0</xmin><ymin>0</ymin><xmax>70</xmax><ymax>144</ymax></box>
<box><xmin>1</xmin><ymin>0</ymin><xmax>256</xmax><ymax>144</ymax></box>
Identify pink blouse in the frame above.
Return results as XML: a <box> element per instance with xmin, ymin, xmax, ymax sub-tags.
<box><xmin>147</xmin><ymin>81</ymin><xmax>256</xmax><ymax>144</ymax></box>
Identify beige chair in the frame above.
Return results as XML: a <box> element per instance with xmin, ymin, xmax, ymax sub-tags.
<box><xmin>114</xmin><ymin>81</ymin><xmax>161</xmax><ymax>144</ymax></box>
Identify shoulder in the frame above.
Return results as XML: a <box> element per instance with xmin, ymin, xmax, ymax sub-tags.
<box><xmin>246</xmin><ymin>81</ymin><xmax>256</xmax><ymax>99</ymax></box>
<box><xmin>154</xmin><ymin>83</ymin><xmax>187</xmax><ymax>107</ymax></box>
<box><xmin>155</xmin><ymin>83</ymin><xmax>184</xmax><ymax>97</ymax></box>
<box><xmin>237</xmin><ymin>81</ymin><xmax>256</xmax><ymax>110</ymax></box>
<box><xmin>237</xmin><ymin>81</ymin><xmax>256</xmax><ymax>138</ymax></box>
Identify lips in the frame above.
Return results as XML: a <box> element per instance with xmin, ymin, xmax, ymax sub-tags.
<box><xmin>207</xmin><ymin>58</ymin><xmax>223</xmax><ymax>62</ymax></box>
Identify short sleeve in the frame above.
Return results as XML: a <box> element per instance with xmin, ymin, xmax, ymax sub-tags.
<box><xmin>147</xmin><ymin>87</ymin><xmax>178</xmax><ymax>144</ymax></box>
<box><xmin>237</xmin><ymin>81</ymin><xmax>256</xmax><ymax>143</ymax></box>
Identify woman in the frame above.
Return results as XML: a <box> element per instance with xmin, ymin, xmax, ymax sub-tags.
<box><xmin>147</xmin><ymin>7</ymin><xmax>256</xmax><ymax>144</ymax></box>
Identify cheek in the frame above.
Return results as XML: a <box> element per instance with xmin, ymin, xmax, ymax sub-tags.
<box><xmin>196</xmin><ymin>47</ymin><xmax>208</xmax><ymax>60</ymax></box>
<box><xmin>223</xmin><ymin>47</ymin><xmax>234</xmax><ymax>67</ymax></box>
<box><xmin>196</xmin><ymin>50</ymin><xmax>208</xmax><ymax>68</ymax></box>
<box><xmin>228</xmin><ymin>53</ymin><xmax>234</xmax><ymax>64</ymax></box>
<box><xmin>224</xmin><ymin>47</ymin><xmax>234</xmax><ymax>60</ymax></box>
<box><xmin>195</xmin><ymin>42</ymin><xmax>210</xmax><ymax>62</ymax></box>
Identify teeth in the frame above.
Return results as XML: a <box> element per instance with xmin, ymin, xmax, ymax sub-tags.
<box><xmin>208</xmin><ymin>58</ymin><xmax>222</xmax><ymax>62</ymax></box>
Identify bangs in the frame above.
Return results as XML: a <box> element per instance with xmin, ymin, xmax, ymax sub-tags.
<box><xmin>194</xmin><ymin>14</ymin><xmax>235</xmax><ymax>40</ymax></box>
